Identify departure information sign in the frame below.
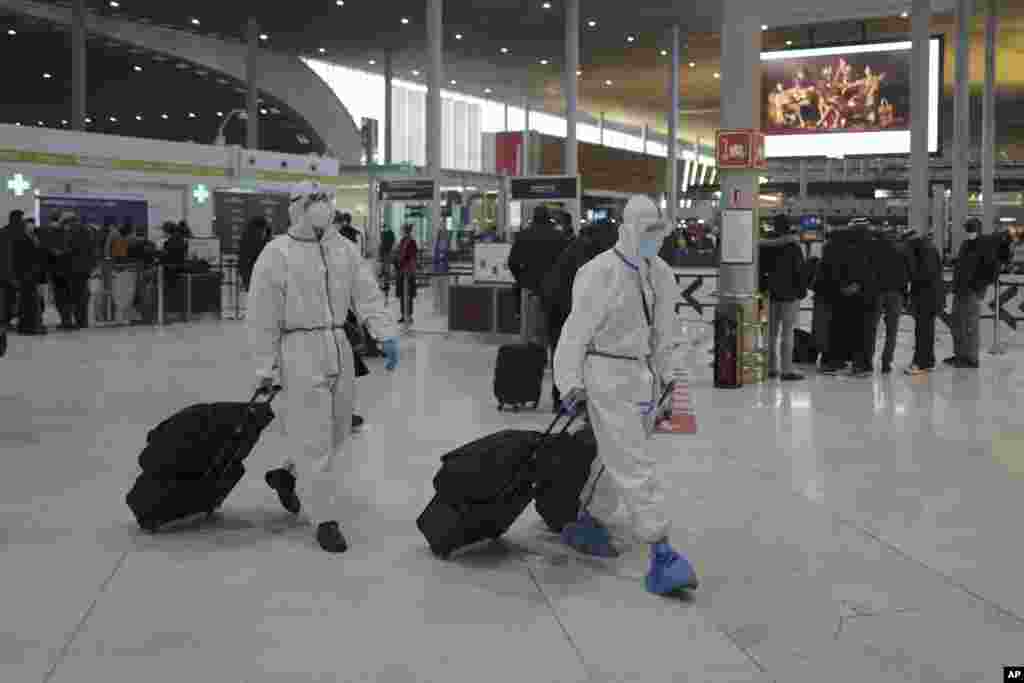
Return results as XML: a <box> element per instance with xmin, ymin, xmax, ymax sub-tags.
<box><xmin>378</xmin><ymin>179</ymin><xmax>436</xmax><ymax>201</ymax></box>
<box><xmin>509</xmin><ymin>176</ymin><xmax>579</xmax><ymax>201</ymax></box>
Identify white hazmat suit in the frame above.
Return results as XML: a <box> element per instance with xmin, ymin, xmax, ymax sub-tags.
<box><xmin>247</xmin><ymin>183</ymin><xmax>398</xmax><ymax>530</ymax></box>
<box><xmin>554</xmin><ymin>196</ymin><xmax>678</xmax><ymax>544</ymax></box>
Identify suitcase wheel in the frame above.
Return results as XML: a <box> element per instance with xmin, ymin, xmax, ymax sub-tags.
<box><xmin>497</xmin><ymin>404</ymin><xmax>503</xmax><ymax>412</ymax></box>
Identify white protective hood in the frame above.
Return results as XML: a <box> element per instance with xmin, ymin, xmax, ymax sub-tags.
<box><xmin>616</xmin><ymin>196</ymin><xmax>667</xmax><ymax>272</ymax></box>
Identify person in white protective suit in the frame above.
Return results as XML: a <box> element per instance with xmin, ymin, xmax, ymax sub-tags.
<box><xmin>554</xmin><ymin>195</ymin><xmax>699</xmax><ymax>595</ymax></box>
<box><xmin>247</xmin><ymin>181</ymin><xmax>400</xmax><ymax>553</ymax></box>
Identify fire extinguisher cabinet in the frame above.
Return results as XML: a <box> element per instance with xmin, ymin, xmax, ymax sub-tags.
<box><xmin>713</xmin><ymin>304</ymin><xmax>743</xmax><ymax>389</ymax></box>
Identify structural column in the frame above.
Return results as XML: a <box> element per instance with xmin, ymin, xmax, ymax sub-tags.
<box><xmin>246</xmin><ymin>17</ymin><xmax>260</xmax><ymax>150</ymax></box>
<box><xmin>910</xmin><ymin>0</ymin><xmax>932</xmax><ymax>236</ymax></box>
<box><xmin>564</xmin><ymin>0</ymin><xmax>579</xmax><ymax>182</ymax></box>
<box><xmin>667</xmin><ymin>24</ymin><xmax>681</xmax><ymax>228</ymax></box>
<box><xmin>982</xmin><ymin>0</ymin><xmax>998</xmax><ymax>231</ymax></box>
<box><xmin>952</xmin><ymin>0</ymin><xmax>973</xmax><ymax>247</ymax></box>
<box><xmin>71</xmin><ymin>0</ymin><xmax>87</xmax><ymax>131</ymax></box>
<box><xmin>427</xmin><ymin>0</ymin><xmax>443</xmax><ymax>245</ymax></box>
<box><xmin>717</xmin><ymin>0</ymin><xmax>762</xmax><ymax>302</ymax></box>
<box><xmin>642</xmin><ymin>124</ymin><xmax>649</xmax><ymax>154</ymax></box>
<box><xmin>522</xmin><ymin>97</ymin><xmax>531</xmax><ymax>175</ymax></box>
<box><xmin>798</xmin><ymin>159</ymin><xmax>809</xmax><ymax>199</ymax></box>
<box><xmin>385</xmin><ymin>53</ymin><xmax>393</xmax><ymax>164</ymax></box>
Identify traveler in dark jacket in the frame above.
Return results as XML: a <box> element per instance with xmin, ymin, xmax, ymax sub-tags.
<box><xmin>338</xmin><ymin>218</ymin><xmax>369</xmax><ymax>431</ymax></box>
<box><xmin>947</xmin><ymin>218</ymin><xmax>1010</xmax><ymax>369</ymax></box>
<box><xmin>871</xmin><ymin>229</ymin><xmax>913</xmax><ymax>374</ymax></box>
<box><xmin>238</xmin><ymin>216</ymin><xmax>271</xmax><ymax>291</ymax></box>
<box><xmin>817</xmin><ymin>226</ymin><xmax>853</xmax><ymax>372</ymax></box>
<box><xmin>763</xmin><ymin>219</ymin><xmax>807</xmax><ymax>381</ymax></box>
<box><xmin>905</xmin><ymin>232</ymin><xmax>944</xmax><ymax>375</ymax></box>
<box><xmin>540</xmin><ymin>220</ymin><xmax>619</xmax><ymax>410</ymax></box>
<box><xmin>509</xmin><ymin>205</ymin><xmax>571</xmax><ymax>345</ymax></box>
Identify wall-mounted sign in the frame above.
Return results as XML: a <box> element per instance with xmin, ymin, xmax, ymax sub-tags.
<box><xmin>213</xmin><ymin>191</ymin><xmax>290</xmax><ymax>254</ymax></box>
<box><xmin>716</xmin><ymin>130</ymin><xmax>766</xmax><ymax>170</ymax></box>
<box><xmin>720</xmin><ymin>209</ymin><xmax>755</xmax><ymax>265</ymax></box>
<box><xmin>378</xmin><ymin>179</ymin><xmax>436</xmax><ymax>201</ymax></box>
<box><xmin>509</xmin><ymin>176</ymin><xmax>579</xmax><ymax>201</ymax></box>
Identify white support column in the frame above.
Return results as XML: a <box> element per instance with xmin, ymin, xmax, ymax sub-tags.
<box><xmin>952</xmin><ymin>0</ymin><xmax>973</xmax><ymax>246</ymax></box>
<box><xmin>799</xmin><ymin>159</ymin><xmax>809</xmax><ymax>199</ymax></box>
<box><xmin>385</xmin><ymin>53</ymin><xmax>393</xmax><ymax>164</ymax></box>
<box><xmin>667</xmin><ymin>24</ymin><xmax>681</xmax><ymax>228</ymax></box>
<box><xmin>523</xmin><ymin>96</ymin><xmax>530</xmax><ymax>175</ymax></box>
<box><xmin>564</xmin><ymin>0</ymin><xmax>579</xmax><ymax>224</ymax></box>
<box><xmin>72</xmin><ymin>0</ymin><xmax>87</xmax><ymax>131</ymax></box>
<box><xmin>910</xmin><ymin>0</ymin><xmax>932</xmax><ymax>236</ymax></box>
<box><xmin>427</xmin><ymin>0</ymin><xmax>443</xmax><ymax>246</ymax></box>
<box><xmin>246</xmin><ymin>17</ymin><xmax>260</xmax><ymax>150</ymax></box>
<box><xmin>982</xmin><ymin>0</ymin><xmax>998</xmax><ymax>232</ymax></box>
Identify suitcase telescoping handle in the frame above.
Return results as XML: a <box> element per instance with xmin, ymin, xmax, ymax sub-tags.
<box><xmin>533</xmin><ymin>406</ymin><xmax>583</xmax><ymax>453</ymax></box>
<box><xmin>249</xmin><ymin>383</ymin><xmax>284</xmax><ymax>406</ymax></box>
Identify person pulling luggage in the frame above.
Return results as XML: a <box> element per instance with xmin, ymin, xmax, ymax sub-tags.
<box><xmin>247</xmin><ymin>181</ymin><xmax>400</xmax><ymax>553</ymax></box>
<box><xmin>554</xmin><ymin>196</ymin><xmax>699</xmax><ymax>597</ymax></box>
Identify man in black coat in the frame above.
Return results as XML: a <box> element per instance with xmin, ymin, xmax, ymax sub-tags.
<box><xmin>762</xmin><ymin>217</ymin><xmax>807</xmax><ymax>381</ymax></box>
<box><xmin>820</xmin><ymin>218</ymin><xmax>879</xmax><ymax>376</ymax></box>
<box><xmin>871</xmin><ymin>228</ymin><xmax>913</xmax><ymax>374</ymax></box>
<box><xmin>540</xmin><ymin>220</ymin><xmax>619</xmax><ymax>410</ymax></box>
<box><xmin>508</xmin><ymin>205</ymin><xmax>571</xmax><ymax>344</ymax></box>
<box><xmin>905</xmin><ymin>231</ymin><xmax>944</xmax><ymax>374</ymax></box>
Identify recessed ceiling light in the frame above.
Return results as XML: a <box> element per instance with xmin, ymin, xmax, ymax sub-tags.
<box><xmin>762</xmin><ymin>24</ymin><xmax>768</xmax><ymax>30</ymax></box>
<box><xmin>400</xmin><ymin>17</ymin><xmax>409</xmax><ymax>24</ymax></box>
<box><xmin>190</xmin><ymin>18</ymin><xmax>200</xmax><ymax>26</ymax></box>
<box><xmin>412</xmin><ymin>69</ymin><xmax>421</xmax><ymax>76</ymax></box>
<box><xmin>259</xmin><ymin>33</ymin><xmax>268</xmax><ymax>41</ymax></box>
<box><xmin>785</xmin><ymin>40</ymin><xmax>793</xmax><ymax>45</ymax></box>
<box><xmin>318</xmin><ymin>47</ymin><xmax>326</xmax><ymax>54</ymax></box>
<box><xmin>110</xmin><ymin>0</ymin><xmax>120</xmax><ymax>7</ymax></box>
<box><xmin>110</xmin><ymin>116</ymin><xmax>118</xmax><ymax>122</ymax></box>
<box><xmin>539</xmin><ymin>59</ymin><xmax>549</xmax><ymax>65</ymax></box>
<box><xmin>455</xmin><ymin>33</ymin><xmax>463</xmax><ymax>40</ymax></box>
<box><xmin>161</xmin><ymin>113</ymin><xmax>168</xmax><ymax>119</ymax></box>
<box><xmin>713</xmin><ymin>72</ymin><xmax>720</xmax><ymax>79</ymax></box>
<box><xmin>42</xmin><ymin>72</ymin><xmax>52</xmax><ymax>79</ymax></box>
<box><xmin>660</xmin><ymin>49</ymin><xmax>668</xmax><ymax>56</ymax></box>
<box><xmin>542</xmin><ymin>1</ymin><xmax>552</xmax><ymax>8</ymax></box>
<box><xmin>900</xmin><ymin>11</ymin><xmax>909</xmax><ymax>17</ymax></box>
<box><xmin>587</xmin><ymin>19</ymin><xmax>597</xmax><ymax>28</ymax></box>
<box><xmin>7</xmin><ymin>29</ymin><xmax>15</xmax><ymax>36</ymax></box>
<box><xmin>368</xmin><ymin>59</ymin><xmax>376</xmax><ymax>65</ymax></box>
<box><xmin>85</xmin><ymin>117</ymin><xmax>93</xmax><ymax>123</ymax></box>
<box><xmin>484</xmin><ymin>87</ymin><xmax>493</xmax><ymax>94</ymax></box>
<box><xmin>626</xmin><ymin>35</ymin><xmax>636</xmax><ymax>43</ymax></box>
<box><xmin>37</xmin><ymin>121</ymin><xmax>44</xmax><ymax>126</ymax></box>
<box><xmin>604</xmin><ymin>79</ymin><xmax>613</xmax><ymax>86</ymax></box>
<box><xmin>133</xmin><ymin>65</ymin><xmax>142</xmax><ymax>72</ymax></box>
<box><xmin>689</xmin><ymin>61</ymin><xmax>696</xmax><ymax>68</ymax></box>
<box><xmin>450</xmin><ymin>79</ymin><xmax>457</xmax><ymax>85</ymax></box>
<box><xmin>336</xmin><ymin>0</ymin><xmax>344</xmax><ymax>5</ymax></box>
<box><xmin>500</xmin><ymin>47</ymin><xmax>509</xmax><ymax>54</ymax></box>
<box><xmin>14</xmin><ymin>122</ymin><xmax>21</xmax><ymax>126</ymax></box>
<box><xmin>61</xmin><ymin>119</ymin><xmax>68</xmax><ymax>125</ymax></box>
<box><xmin>216</xmin><ymin>111</ymin><xmax>223</xmax><ymax>117</ymax></box>
<box><xmin>260</xmin><ymin>108</ymin><xmax>268</xmax><ymax>115</ymax></box>
<box><xmin>576</xmin><ymin>69</ymin><xmax>582</xmax><ymax>76</ymax></box>
<box><xmin>135</xmin><ymin>115</ymin><xmax>142</xmax><ymax>121</ymax></box>
<box><xmin>188</xmin><ymin>112</ymin><xmax>197</xmax><ymax>118</ymax></box>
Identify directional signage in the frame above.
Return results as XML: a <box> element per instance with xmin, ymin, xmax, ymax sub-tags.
<box><xmin>509</xmin><ymin>176</ymin><xmax>579</xmax><ymax>201</ymax></box>
<box><xmin>378</xmin><ymin>179</ymin><xmax>436</xmax><ymax>201</ymax></box>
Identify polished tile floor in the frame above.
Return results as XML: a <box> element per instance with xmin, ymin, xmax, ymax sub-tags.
<box><xmin>2</xmin><ymin>304</ymin><xmax>1023</xmax><ymax>683</ymax></box>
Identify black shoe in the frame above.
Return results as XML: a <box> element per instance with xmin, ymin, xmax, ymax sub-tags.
<box><xmin>0</xmin><ymin>331</ymin><xmax>6</xmax><ymax>358</ymax></box>
<box><xmin>955</xmin><ymin>359</ymin><xmax>980</xmax><ymax>369</ymax></box>
<box><xmin>265</xmin><ymin>468</ymin><xmax>301</xmax><ymax>515</ymax></box>
<box><xmin>351</xmin><ymin>415</ymin><xmax>364</xmax><ymax>431</ymax></box>
<box><xmin>767</xmin><ymin>371</ymin><xmax>780</xmax><ymax>379</ymax></box>
<box><xmin>397</xmin><ymin>318</ymin><xmax>406</xmax><ymax>324</ymax></box>
<box><xmin>780</xmin><ymin>372</ymin><xmax>804</xmax><ymax>382</ymax></box>
<box><xmin>942</xmin><ymin>356</ymin><xmax>959</xmax><ymax>366</ymax></box>
<box><xmin>316</xmin><ymin>521</ymin><xmax>348</xmax><ymax>553</ymax></box>
<box><xmin>849</xmin><ymin>367</ymin><xmax>873</xmax><ymax>378</ymax></box>
<box><xmin>881</xmin><ymin>364</ymin><xmax>892</xmax><ymax>375</ymax></box>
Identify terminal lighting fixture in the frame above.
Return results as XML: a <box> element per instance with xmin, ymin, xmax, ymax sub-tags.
<box><xmin>786</xmin><ymin>40</ymin><xmax>793</xmax><ymax>46</ymax></box>
<box><xmin>260</xmin><ymin>108</ymin><xmax>268</xmax><ymax>115</ymax></box>
<box><xmin>188</xmin><ymin>112</ymin><xmax>197</xmax><ymax>118</ymax></box>
<box><xmin>587</xmin><ymin>19</ymin><xmax>597</xmax><ymax>28</ymax></box>
<box><xmin>576</xmin><ymin>69</ymin><xmax>582</xmax><ymax>76</ymax></box>
<box><xmin>161</xmin><ymin>113</ymin><xmax>169</xmax><ymax>119</ymax></box>
<box><xmin>500</xmin><ymin>47</ymin><xmax>509</xmax><ymax>54</ymax></box>
<box><xmin>604</xmin><ymin>79</ymin><xmax>613</xmax><ymax>86</ymax></box>
<box><xmin>455</xmin><ymin>33</ymin><xmax>463</xmax><ymax>40</ymax></box>
<box><xmin>133</xmin><ymin>65</ymin><xmax>142</xmax><ymax>71</ymax></box>
<box><xmin>660</xmin><ymin>49</ymin><xmax>668</xmax><ymax>56</ymax></box>
<box><xmin>260</xmin><ymin>33</ymin><xmax>268</xmax><ymax>41</ymax></box>
<box><xmin>713</xmin><ymin>72</ymin><xmax>720</xmax><ymax>79</ymax></box>
<box><xmin>110</xmin><ymin>0</ymin><xmax>120</xmax><ymax>7</ymax></box>
<box><xmin>900</xmin><ymin>11</ymin><xmax>909</xmax><ymax>17</ymax></box>
<box><xmin>412</xmin><ymin>69</ymin><xmax>421</xmax><ymax>76</ymax></box>
<box><xmin>336</xmin><ymin>0</ymin><xmax>344</xmax><ymax>5</ymax></box>
<box><xmin>42</xmin><ymin>72</ymin><xmax>52</xmax><ymax>79</ymax></box>
<box><xmin>135</xmin><ymin>114</ymin><xmax>143</xmax><ymax>121</ymax></box>
<box><xmin>484</xmin><ymin>87</ymin><xmax>493</xmax><ymax>94</ymax></box>
<box><xmin>762</xmin><ymin>24</ymin><xmax>768</xmax><ymax>30</ymax></box>
<box><xmin>450</xmin><ymin>79</ymin><xmax>457</xmax><ymax>85</ymax></box>
<box><xmin>626</xmin><ymin>35</ymin><xmax>636</xmax><ymax>43</ymax></box>
<box><xmin>216</xmin><ymin>111</ymin><xmax>224</xmax><ymax>117</ymax></box>
<box><xmin>7</xmin><ymin>29</ymin><xmax>15</xmax><ymax>36</ymax></box>
<box><xmin>368</xmin><ymin>59</ymin><xmax>376</xmax><ymax>65</ymax></box>
<box><xmin>689</xmin><ymin>61</ymin><xmax>696</xmax><ymax>67</ymax></box>
<box><xmin>109</xmin><ymin>116</ymin><xmax>118</xmax><ymax>122</ymax></box>
<box><xmin>85</xmin><ymin>117</ymin><xmax>93</xmax><ymax>123</ymax></box>
<box><xmin>542</xmin><ymin>1</ymin><xmax>552</xmax><ymax>8</ymax></box>
<box><xmin>318</xmin><ymin>47</ymin><xmax>326</xmax><ymax>54</ymax></box>
<box><xmin>190</xmin><ymin>18</ymin><xmax>200</xmax><ymax>26</ymax></box>
<box><xmin>61</xmin><ymin>119</ymin><xmax>68</xmax><ymax>125</ymax></box>
<box><xmin>539</xmin><ymin>59</ymin><xmax>549</xmax><ymax>65</ymax></box>
<box><xmin>401</xmin><ymin>17</ymin><xmax>409</xmax><ymax>24</ymax></box>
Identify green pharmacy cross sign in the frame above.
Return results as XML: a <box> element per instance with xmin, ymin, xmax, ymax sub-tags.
<box><xmin>7</xmin><ymin>173</ymin><xmax>31</xmax><ymax>197</ymax></box>
<box><xmin>192</xmin><ymin>184</ymin><xmax>210</xmax><ymax>204</ymax></box>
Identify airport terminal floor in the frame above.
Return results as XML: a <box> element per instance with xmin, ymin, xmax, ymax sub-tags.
<box><xmin>3</xmin><ymin>292</ymin><xmax>1024</xmax><ymax>683</ymax></box>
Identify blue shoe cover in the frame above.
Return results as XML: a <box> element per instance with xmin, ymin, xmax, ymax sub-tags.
<box><xmin>560</xmin><ymin>512</ymin><xmax>620</xmax><ymax>558</ymax></box>
<box><xmin>645</xmin><ymin>541</ymin><xmax>699</xmax><ymax>595</ymax></box>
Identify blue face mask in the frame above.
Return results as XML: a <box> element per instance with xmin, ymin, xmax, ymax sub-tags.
<box><xmin>638</xmin><ymin>236</ymin><xmax>661</xmax><ymax>259</ymax></box>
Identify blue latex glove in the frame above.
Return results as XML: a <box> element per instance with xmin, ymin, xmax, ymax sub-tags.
<box><xmin>381</xmin><ymin>338</ymin><xmax>399</xmax><ymax>371</ymax></box>
<box><xmin>561</xmin><ymin>387</ymin><xmax>587</xmax><ymax>416</ymax></box>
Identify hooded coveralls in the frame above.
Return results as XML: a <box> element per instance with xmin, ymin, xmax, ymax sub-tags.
<box><xmin>247</xmin><ymin>211</ymin><xmax>398</xmax><ymax>525</ymax></box>
<box><xmin>554</xmin><ymin>197</ymin><xmax>678</xmax><ymax>544</ymax></box>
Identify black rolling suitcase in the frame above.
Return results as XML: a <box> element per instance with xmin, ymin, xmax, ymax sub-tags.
<box><xmin>126</xmin><ymin>384</ymin><xmax>283</xmax><ymax>533</ymax></box>
<box><xmin>494</xmin><ymin>342</ymin><xmax>547</xmax><ymax>411</ymax></box>
<box><xmin>533</xmin><ymin>424</ymin><xmax>598</xmax><ymax>532</ymax></box>
<box><xmin>417</xmin><ymin>410</ymin><xmax>581</xmax><ymax>559</ymax></box>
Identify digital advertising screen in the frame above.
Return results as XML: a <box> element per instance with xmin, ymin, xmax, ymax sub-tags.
<box><xmin>761</xmin><ymin>39</ymin><xmax>942</xmax><ymax>158</ymax></box>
